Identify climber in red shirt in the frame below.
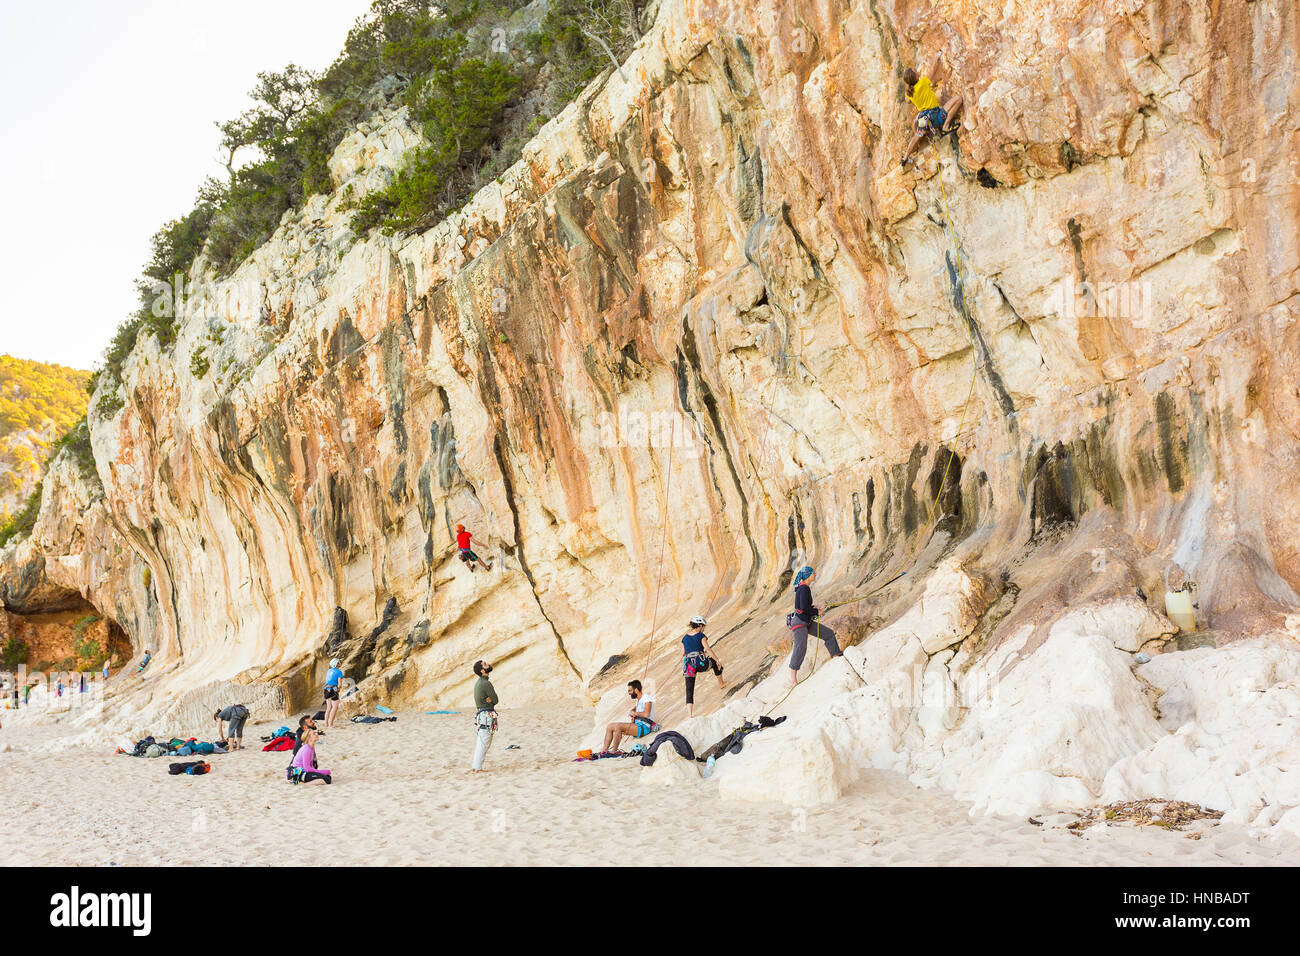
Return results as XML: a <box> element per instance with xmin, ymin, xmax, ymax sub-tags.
<box><xmin>456</xmin><ymin>524</ymin><xmax>493</xmax><ymax>572</ymax></box>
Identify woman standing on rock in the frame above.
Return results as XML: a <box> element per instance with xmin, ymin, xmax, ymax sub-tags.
<box><xmin>787</xmin><ymin>566</ymin><xmax>842</xmax><ymax>687</ymax></box>
<box><xmin>681</xmin><ymin>616</ymin><xmax>724</xmax><ymax>718</ymax></box>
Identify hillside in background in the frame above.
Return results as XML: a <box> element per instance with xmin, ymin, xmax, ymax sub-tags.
<box><xmin>0</xmin><ymin>356</ymin><xmax>88</xmax><ymax>533</ymax></box>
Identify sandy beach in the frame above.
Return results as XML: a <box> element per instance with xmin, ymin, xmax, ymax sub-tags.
<box><xmin>3</xmin><ymin>703</ymin><xmax>1298</xmax><ymax>867</ymax></box>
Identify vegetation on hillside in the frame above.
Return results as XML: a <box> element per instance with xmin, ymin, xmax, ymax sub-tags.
<box><xmin>0</xmin><ymin>356</ymin><xmax>90</xmax><ymax>542</ymax></box>
<box><xmin>88</xmin><ymin>0</ymin><xmax>648</xmax><ymax>416</ymax></box>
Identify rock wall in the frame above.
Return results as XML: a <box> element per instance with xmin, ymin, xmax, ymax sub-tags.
<box><xmin>3</xmin><ymin>0</ymin><xmax>1300</xmax><ymax>817</ymax></box>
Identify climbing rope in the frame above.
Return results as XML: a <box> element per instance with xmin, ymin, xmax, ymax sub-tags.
<box><xmin>762</xmin><ymin>137</ymin><xmax>987</xmax><ymax>711</ymax></box>
<box><xmin>820</xmin><ymin>137</ymin><xmax>983</xmax><ymax>616</ymax></box>
<box><xmin>645</xmin><ymin>139</ymin><xmax>985</xmax><ymax>714</ymax></box>
<box><xmin>641</xmin><ymin>417</ymin><xmax>678</xmax><ymax>684</ymax></box>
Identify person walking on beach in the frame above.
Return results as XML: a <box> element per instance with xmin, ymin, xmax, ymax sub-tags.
<box><xmin>681</xmin><ymin>616</ymin><xmax>725</xmax><ymax>718</ymax></box>
<box><xmin>214</xmin><ymin>704</ymin><xmax>251</xmax><ymax>750</ymax></box>
<box><xmin>787</xmin><ymin>566</ymin><xmax>842</xmax><ymax>688</ymax></box>
<box><xmin>471</xmin><ymin>660</ymin><xmax>498</xmax><ymax>772</ymax></box>
<box><xmin>323</xmin><ymin>657</ymin><xmax>343</xmax><ymax>728</ymax></box>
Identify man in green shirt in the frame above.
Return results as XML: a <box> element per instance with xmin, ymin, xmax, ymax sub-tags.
<box><xmin>472</xmin><ymin>660</ymin><xmax>498</xmax><ymax>772</ymax></box>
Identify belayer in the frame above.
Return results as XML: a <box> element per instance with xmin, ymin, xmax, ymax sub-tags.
<box><xmin>900</xmin><ymin>52</ymin><xmax>964</xmax><ymax>168</ymax></box>
<box><xmin>786</xmin><ymin>565</ymin><xmax>842</xmax><ymax>688</ymax></box>
<box><xmin>456</xmin><ymin>523</ymin><xmax>493</xmax><ymax>572</ymax></box>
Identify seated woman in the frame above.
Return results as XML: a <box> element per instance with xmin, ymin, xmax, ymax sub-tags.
<box><xmin>287</xmin><ymin>728</ymin><xmax>332</xmax><ymax>785</ymax></box>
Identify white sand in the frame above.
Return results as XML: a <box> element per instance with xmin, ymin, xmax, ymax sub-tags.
<box><xmin>2</xmin><ymin>703</ymin><xmax>1298</xmax><ymax>866</ymax></box>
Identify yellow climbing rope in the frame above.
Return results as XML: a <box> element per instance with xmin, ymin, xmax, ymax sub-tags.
<box><xmin>641</xmin><ymin>417</ymin><xmax>678</xmax><ymax>684</ymax></box>
<box><xmin>765</xmin><ymin>137</ymin><xmax>986</xmax><ymax>711</ymax></box>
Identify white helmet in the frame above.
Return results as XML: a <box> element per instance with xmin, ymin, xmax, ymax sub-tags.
<box><xmin>329</xmin><ymin>658</ymin><xmax>340</xmax><ymax>667</ymax></box>
<box><xmin>689</xmin><ymin>615</ymin><xmax>706</xmax><ymax>628</ymax></box>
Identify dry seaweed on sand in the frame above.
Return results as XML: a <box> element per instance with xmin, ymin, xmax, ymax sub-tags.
<box><xmin>1037</xmin><ymin>799</ymin><xmax>1224</xmax><ymax>836</ymax></box>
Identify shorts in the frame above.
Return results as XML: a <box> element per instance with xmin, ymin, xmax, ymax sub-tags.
<box><xmin>917</xmin><ymin>107</ymin><xmax>947</xmax><ymax>134</ymax></box>
<box><xmin>459</xmin><ymin>548</ymin><xmax>480</xmax><ymax>563</ymax></box>
<box><xmin>634</xmin><ymin>719</ymin><xmax>655</xmax><ymax>738</ymax></box>
<box><xmin>324</xmin><ymin>686</ymin><xmax>339</xmax><ymax>702</ymax></box>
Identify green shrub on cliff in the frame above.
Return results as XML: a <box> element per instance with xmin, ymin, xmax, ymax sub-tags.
<box><xmin>352</xmin><ymin>37</ymin><xmax>522</xmax><ymax>233</ymax></box>
<box><xmin>0</xmin><ymin>480</ymin><xmax>41</xmax><ymax>549</ymax></box>
<box><xmin>1</xmin><ymin>636</ymin><xmax>27</xmax><ymax>670</ymax></box>
<box><xmin>74</xmin><ymin>635</ymin><xmax>106</xmax><ymax>669</ymax></box>
<box><xmin>528</xmin><ymin>0</ymin><xmax>647</xmax><ymax>106</ymax></box>
<box><xmin>88</xmin><ymin>0</ymin><xmax>651</xmax><ymax>416</ymax></box>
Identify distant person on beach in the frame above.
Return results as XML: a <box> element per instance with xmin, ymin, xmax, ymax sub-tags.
<box><xmin>787</xmin><ymin>566</ymin><xmax>842</xmax><ymax>688</ymax></box>
<box><xmin>323</xmin><ymin>657</ymin><xmax>344</xmax><ymax>728</ymax></box>
<box><xmin>137</xmin><ymin>650</ymin><xmax>152</xmax><ymax>674</ymax></box>
<box><xmin>456</xmin><ymin>524</ymin><xmax>493</xmax><ymax>572</ymax></box>
<box><xmin>472</xmin><ymin>660</ymin><xmax>498</xmax><ymax>772</ymax></box>
<box><xmin>288</xmin><ymin>728</ymin><xmax>332</xmax><ymax>785</ymax></box>
<box><xmin>599</xmin><ymin>680</ymin><xmax>658</xmax><ymax>754</ymax></box>
<box><xmin>214</xmin><ymin>704</ymin><xmax>250</xmax><ymax>750</ymax></box>
<box><xmin>681</xmin><ymin>616</ymin><xmax>725</xmax><ymax>718</ymax></box>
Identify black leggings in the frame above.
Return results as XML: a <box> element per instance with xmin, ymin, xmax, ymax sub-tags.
<box><xmin>301</xmin><ymin>771</ymin><xmax>332</xmax><ymax>784</ymax></box>
<box><xmin>684</xmin><ymin>658</ymin><xmax>723</xmax><ymax>704</ymax></box>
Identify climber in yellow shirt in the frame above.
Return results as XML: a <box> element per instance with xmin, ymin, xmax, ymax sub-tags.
<box><xmin>901</xmin><ymin>52</ymin><xmax>964</xmax><ymax>168</ymax></box>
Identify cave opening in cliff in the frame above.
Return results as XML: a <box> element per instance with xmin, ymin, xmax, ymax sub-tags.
<box><xmin>0</xmin><ymin>595</ymin><xmax>132</xmax><ymax>675</ymax></box>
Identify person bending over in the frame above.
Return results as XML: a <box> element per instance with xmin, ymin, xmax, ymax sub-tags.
<box><xmin>214</xmin><ymin>704</ymin><xmax>250</xmax><ymax>751</ymax></box>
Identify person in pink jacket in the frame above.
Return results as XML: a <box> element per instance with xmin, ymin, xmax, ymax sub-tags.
<box><xmin>288</xmin><ymin>728</ymin><xmax>332</xmax><ymax>785</ymax></box>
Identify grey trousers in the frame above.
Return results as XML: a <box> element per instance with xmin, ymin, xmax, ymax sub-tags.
<box><xmin>473</xmin><ymin>714</ymin><xmax>494</xmax><ymax>770</ymax></box>
<box><xmin>789</xmin><ymin>620</ymin><xmax>840</xmax><ymax>670</ymax></box>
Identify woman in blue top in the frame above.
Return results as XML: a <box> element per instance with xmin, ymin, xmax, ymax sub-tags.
<box><xmin>323</xmin><ymin>657</ymin><xmax>344</xmax><ymax>729</ymax></box>
<box><xmin>788</xmin><ymin>566</ymin><xmax>841</xmax><ymax>687</ymax></box>
<box><xmin>681</xmin><ymin>615</ymin><xmax>725</xmax><ymax>717</ymax></box>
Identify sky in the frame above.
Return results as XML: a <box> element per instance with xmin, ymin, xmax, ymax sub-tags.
<box><xmin>0</xmin><ymin>0</ymin><xmax>373</xmax><ymax>371</ymax></box>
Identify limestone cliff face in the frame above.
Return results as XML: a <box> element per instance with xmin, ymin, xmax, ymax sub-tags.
<box><xmin>4</xmin><ymin>0</ymin><xmax>1299</xmax><ymax>736</ymax></box>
